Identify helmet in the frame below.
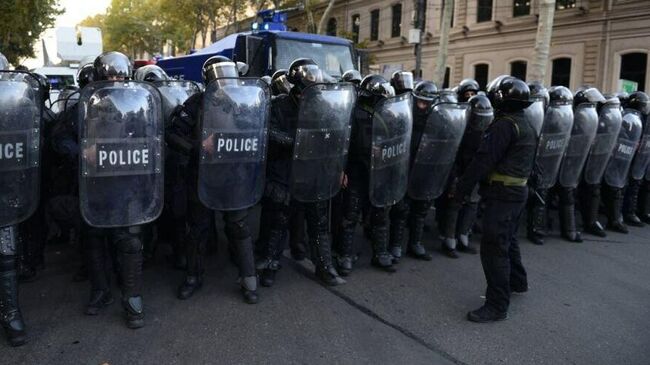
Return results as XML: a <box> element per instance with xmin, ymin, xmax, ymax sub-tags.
<box><xmin>342</xmin><ymin>69</ymin><xmax>362</xmax><ymax>85</ymax></box>
<box><xmin>33</xmin><ymin>73</ymin><xmax>51</xmax><ymax>103</ymax></box>
<box><xmin>527</xmin><ymin>80</ymin><xmax>549</xmax><ymax>108</ymax></box>
<box><xmin>359</xmin><ymin>74</ymin><xmax>395</xmax><ymax>101</ymax></box>
<box><xmin>77</xmin><ymin>63</ymin><xmax>95</xmax><ymax>89</ymax></box>
<box><xmin>438</xmin><ymin>89</ymin><xmax>458</xmax><ymax>103</ymax></box>
<box><xmin>134</xmin><ymin>64</ymin><xmax>168</xmax><ymax>82</ymax></box>
<box><xmin>93</xmin><ymin>51</ymin><xmax>132</xmax><ymax>81</ymax></box>
<box><xmin>457</xmin><ymin>78</ymin><xmax>480</xmax><ymax>102</ymax></box>
<box><xmin>202</xmin><ymin>55</ymin><xmax>239</xmax><ymax>85</ymax></box>
<box><xmin>626</xmin><ymin>91</ymin><xmax>650</xmax><ymax>115</ymax></box>
<box><xmin>0</xmin><ymin>52</ymin><xmax>8</xmax><ymax>70</ymax></box>
<box><xmin>271</xmin><ymin>69</ymin><xmax>292</xmax><ymax>96</ymax></box>
<box><xmin>614</xmin><ymin>91</ymin><xmax>630</xmax><ymax>106</ymax></box>
<box><xmin>260</xmin><ymin>75</ymin><xmax>272</xmax><ymax>86</ymax></box>
<box><xmin>468</xmin><ymin>94</ymin><xmax>494</xmax><ymax>131</ymax></box>
<box><xmin>488</xmin><ymin>76</ymin><xmax>532</xmax><ymax>112</ymax></box>
<box><xmin>548</xmin><ymin>86</ymin><xmax>573</xmax><ymax>106</ymax></box>
<box><xmin>287</xmin><ymin>58</ymin><xmax>323</xmax><ymax>90</ymax></box>
<box><xmin>413</xmin><ymin>81</ymin><xmax>438</xmax><ymax>102</ymax></box>
<box><xmin>574</xmin><ymin>87</ymin><xmax>605</xmax><ymax>106</ymax></box>
<box><xmin>390</xmin><ymin>71</ymin><xmax>414</xmax><ymax>95</ymax></box>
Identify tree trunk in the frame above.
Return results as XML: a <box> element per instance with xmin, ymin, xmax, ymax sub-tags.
<box><xmin>303</xmin><ymin>0</ymin><xmax>316</xmax><ymax>33</ymax></box>
<box><xmin>317</xmin><ymin>0</ymin><xmax>336</xmax><ymax>35</ymax></box>
<box><xmin>433</xmin><ymin>0</ymin><xmax>453</xmax><ymax>86</ymax></box>
<box><xmin>529</xmin><ymin>0</ymin><xmax>556</xmax><ymax>83</ymax></box>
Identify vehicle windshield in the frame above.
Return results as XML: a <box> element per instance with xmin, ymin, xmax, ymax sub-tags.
<box><xmin>47</xmin><ymin>74</ymin><xmax>76</xmax><ymax>90</ymax></box>
<box><xmin>274</xmin><ymin>39</ymin><xmax>355</xmax><ymax>78</ymax></box>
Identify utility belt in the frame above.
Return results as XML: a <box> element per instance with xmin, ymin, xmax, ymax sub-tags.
<box><xmin>488</xmin><ymin>172</ymin><xmax>528</xmax><ymax>187</ymax></box>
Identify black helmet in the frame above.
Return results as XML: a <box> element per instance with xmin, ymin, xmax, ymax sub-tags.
<box><xmin>271</xmin><ymin>69</ymin><xmax>292</xmax><ymax>96</ymax></box>
<box><xmin>457</xmin><ymin>78</ymin><xmax>480</xmax><ymax>102</ymax></box>
<box><xmin>527</xmin><ymin>80</ymin><xmax>549</xmax><ymax>108</ymax></box>
<box><xmin>438</xmin><ymin>89</ymin><xmax>458</xmax><ymax>103</ymax></box>
<box><xmin>626</xmin><ymin>91</ymin><xmax>650</xmax><ymax>115</ymax></box>
<box><xmin>93</xmin><ymin>51</ymin><xmax>132</xmax><ymax>81</ymax></box>
<box><xmin>574</xmin><ymin>87</ymin><xmax>605</xmax><ymax>106</ymax></box>
<box><xmin>469</xmin><ymin>94</ymin><xmax>493</xmax><ymax>113</ymax></box>
<box><xmin>287</xmin><ymin>58</ymin><xmax>323</xmax><ymax>90</ymax></box>
<box><xmin>614</xmin><ymin>91</ymin><xmax>630</xmax><ymax>106</ymax></box>
<box><xmin>342</xmin><ymin>69</ymin><xmax>362</xmax><ymax>85</ymax></box>
<box><xmin>77</xmin><ymin>63</ymin><xmax>95</xmax><ymax>89</ymax></box>
<box><xmin>0</xmin><ymin>52</ymin><xmax>7</xmax><ymax>70</ymax></box>
<box><xmin>413</xmin><ymin>80</ymin><xmax>438</xmax><ymax>102</ymax></box>
<box><xmin>390</xmin><ymin>71</ymin><xmax>414</xmax><ymax>95</ymax></box>
<box><xmin>488</xmin><ymin>76</ymin><xmax>532</xmax><ymax>112</ymax></box>
<box><xmin>202</xmin><ymin>55</ymin><xmax>239</xmax><ymax>85</ymax></box>
<box><xmin>261</xmin><ymin>75</ymin><xmax>272</xmax><ymax>86</ymax></box>
<box><xmin>548</xmin><ymin>86</ymin><xmax>573</xmax><ymax>106</ymax></box>
<box><xmin>468</xmin><ymin>94</ymin><xmax>494</xmax><ymax>131</ymax></box>
<box><xmin>359</xmin><ymin>74</ymin><xmax>395</xmax><ymax>100</ymax></box>
<box><xmin>134</xmin><ymin>64</ymin><xmax>168</xmax><ymax>82</ymax></box>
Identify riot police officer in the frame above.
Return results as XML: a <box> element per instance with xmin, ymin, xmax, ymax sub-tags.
<box><xmin>457</xmin><ymin>78</ymin><xmax>480</xmax><ymax>102</ymax></box>
<box><xmin>622</xmin><ymin>92</ymin><xmax>650</xmax><ymax>225</ymax></box>
<box><xmin>555</xmin><ymin>88</ymin><xmax>600</xmax><ymax>242</ymax></box>
<box><xmin>133</xmin><ymin>64</ymin><xmax>169</xmax><ymax>82</ymax></box>
<box><xmin>601</xmin><ymin>95</ymin><xmax>644</xmax><ymax>233</ymax></box>
<box><xmin>390</xmin><ymin>71</ymin><xmax>414</xmax><ymax>95</ymax></box>
<box><xmin>337</xmin><ymin>74</ymin><xmax>412</xmax><ymax>274</ymax></box>
<box><xmin>342</xmin><ymin>69</ymin><xmax>362</xmax><ymax>86</ymax></box>
<box><xmin>455</xmin><ymin>76</ymin><xmax>536</xmax><ymax>322</ymax></box>
<box><xmin>167</xmin><ymin>56</ymin><xmax>266</xmax><ymax>303</ymax></box>
<box><xmin>75</xmin><ymin>51</ymin><xmax>160</xmax><ymax>329</ymax></box>
<box><xmin>526</xmin><ymin>86</ymin><xmax>574</xmax><ymax>245</ymax></box>
<box><xmin>257</xmin><ymin>58</ymin><xmax>351</xmax><ymax>285</ymax></box>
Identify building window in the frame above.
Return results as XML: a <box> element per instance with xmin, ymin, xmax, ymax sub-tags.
<box><xmin>620</xmin><ymin>52</ymin><xmax>648</xmax><ymax>92</ymax></box>
<box><xmin>370</xmin><ymin>9</ymin><xmax>380</xmax><ymax>41</ymax></box>
<box><xmin>513</xmin><ymin>0</ymin><xmax>530</xmax><ymax>17</ymax></box>
<box><xmin>510</xmin><ymin>60</ymin><xmax>527</xmax><ymax>81</ymax></box>
<box><xmin>441</xmin><ymin>0</ymin><xmax>455</xmax><ymax>27</ymax></box>
<box><xmin>391</xmin><ymin>4</ymin><xmax>402</xmax><ymax>38</ymax></box>
<box><xmin>477</xmin><ymin>0</ymin><xmax>493</xmax><ymax>23</ymax></box>
<box><xmin>326</xmin><ymin>18</ymin><xmax>337</xmax><ymax>36</ymax></box>
<box><xmin>474</xmin><ymin>63</ymin><xmax>489</xmax><ymax>90</ymax></box>
<box><xmin>551</xmin><ymin>57</ymin><xmax>572</xmax><ymax>87</ymax></box>
<box><xmin>443</xmin><ymin>67</ymin><xmax>451</xmax><ymax>88</ymax></box>
<box><xmin>351</xmin><ymin>14</ymin><xmax>360</xmax><ymax>44</ymax></box>
<box><xmin>556</xmin><ymin>0</ymin><xmax>576</xmax><ymax>10</ymax></box>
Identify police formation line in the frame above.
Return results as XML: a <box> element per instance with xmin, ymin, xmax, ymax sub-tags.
<box><xmin>0</xmin><ymin>51</ymin><xmax>648</xmax><ymax>347</ymax></box>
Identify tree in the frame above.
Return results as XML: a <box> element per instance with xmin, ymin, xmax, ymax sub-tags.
<box><xmin>529</xmin><ymin>0</ymin><xmax>556</xmax><ymax>83</ymax></box>
<box><xmin>433</xmin><ymin>0</ymin><xmax>453</xmax><ymax>86</ymax></box>
<box><xmin>316</xmin><ymin>0</ymin><xmax>335</xmax><ymax>35</ymax></box>
<box><xmin>0</xmin><ymin>0</ymin><xmax>63</xmax><ymax>65</ymax></box>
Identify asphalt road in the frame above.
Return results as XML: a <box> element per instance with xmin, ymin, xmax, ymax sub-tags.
<box><xmin>3</xmin><ymin>212</ymin><xmax>650</xmax><ymax>365</ymax></box>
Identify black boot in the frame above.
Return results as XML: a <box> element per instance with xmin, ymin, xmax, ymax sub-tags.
<box><xmin>583</xmin><ymin>185</ymin><xmax>607</xmax><ymax>237</ymax></box>
<box><xmin>240</xmin><ymin>276</ymin><xmax>259</xmax><ymax>304</ymax></box>
<box><xmin>605</xmin><ymin>186</ymin><xmax>628</xmax><ymax>234</ymax></box>
<box><xmin>306</xmin><ymin>203</ymin><xmax>342</xmax><ymax>286</ymax></box>
<box><xmin>623</xmin><ymin>179</ymin><xmax>644</xmax><ymax>227</ymax></box>
<box><xmin>559</xmin><ymin>203</ymin><xmax>583</xmax><ymax>243</ymax></box>
<box><xmin>0</xmin><ymin>255</ymin><xmax>27</xmax><ymax>347</ymax></box>
<box><xmin>407</xmin><ymin>212</ymin><xmax>433</xmax><ymax>261</ymax></box>
<box><xmin>117</xmin><ymin>232</ymin><xmax>145</xmax><ymax>329</ymax></box>
<box><xmin>467</xmin><ymin>305</ymin><xmax>508</xmax><ymax>323</ymax></box>
<box><xmin>336</xmin><ymin>208</ymin><xmax>358</xmax><ymax>276</ymax></box>
<box><xmin>527</xmin><ymin>189</ymin><xmax>547</xmax><ymax>245</ymax></box>
<box><xmin>122</xmin><ymin>296</ymin><xmax>144</xmax><ymax>329</ymax></box>
<box><xmin>370</xmin><ymin>218</ymin><xmax>396</xmax><ymax>273</ymax></box>
<box><xmin>441</xmin><ymin>237</ymin><xmax>459</xmax><ymax>259</ymax></box>
<box><xmin>178</xmin><ymin>275</ymin><xmax>203</xmax><ymax>300</ymax></box>
<box><xmin>638</xmin><ymin>180</ymin><xmax>650</xmax><ymax>224</ymax></box>
<box><xmin>85</xmin><ymin>234</ymin><xmax>112</xmax><ymax>315</ymax></box>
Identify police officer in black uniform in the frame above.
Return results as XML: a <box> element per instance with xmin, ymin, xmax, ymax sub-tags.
<box><xmin>457</xmin><ymin>78</ymin><xmax>480</xmax><ymax>102</ymax></box>
<box><xmin>455</xmin><ymin>76</ymin><xmax>535</xmax><ymax>322</ymax></box>
<box><xmin>167</xmin><ymin>56</ymin><xmax>261</xmax><ymax>303</ymax></box>
<box><xmin>256</xmin><ymin>58</ymin><xmax>343</xmax><ymax>286</ymax></box>
<box><xmin>622</xmin><ymin>92</ymin><xmax>650</xmax><ymax>225</ymax></box>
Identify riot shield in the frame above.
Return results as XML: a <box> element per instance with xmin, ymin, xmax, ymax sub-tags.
<box><xmin>630</xmin><ymin>111</ymin><xmax>650</xmax><ymax>180</ymax></box>
<box><xmin>603</xmin><ymin>112</ymin><xmax>643</xmax><ymax>188</ymax></box>
<box><xmin>525</xmin><ymin>96</ymin><xmax>546</xmax><ymax>137</ymax></box>
<box><xmin>290</xmin><ymin>83</ymin><xmax>356</xmax><ymax>202</ymax></box>
<box><xmin>558</xmin><ymin>103</ymin><xmax>598</xmax><ymax>188</ymax></box>
<box><xmin>152</xmin><ymin>80</ymin><xmax>201</xmax><ymax>122</ymax></box>
<box><xmin>583</xmin><ymin>103</ymin><xmax>623</xmax><ymax>185</ymax></box>
<box><xmin>408</xmin><ymin>102</ymin><xmax>469</xmax><ymax>200</ymax></box>
<box><xmin>0</xmin><ymin>71</ymin><xmax>42</xmax><ymax>227</ymax></box>
<box><xmin>533</xmin><ymin>102</ymin><xmax>574</xmax><ymax>189</ymax></box>
<box><xmin>198</xmin><ymin>78</ymin><xmax>269</xmax><ymax>211</ymax></box>
<box><xmin>79</xmin><ymin>81</ymin><xmax>164</xmax><ymax>227</ymax></box>
<box><xmin>369</xmin><ymin>94</ymin><xmax>413</xmax><ymax>207</ymax></box>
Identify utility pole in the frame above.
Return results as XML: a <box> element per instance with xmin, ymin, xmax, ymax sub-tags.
<box><xmin>433</xmin><ymin>0</ymin><xmax>453</xmax><ymax>86</ymax></box>
<box><xmin>414</xmin><ymin>0</ymin><xmax>425</xmax><ymax>79</ymax></box>
<box><xmin>529</xmin><ymin>0</ymin><xmax>556</xmax><ymax>83</ymax></box>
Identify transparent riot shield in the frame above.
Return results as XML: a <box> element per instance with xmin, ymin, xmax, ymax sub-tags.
<box><xmin>369</xmin><ymin>94</ymin><xmax>413</xmax><ymax>207</ymax></box>
<box><xmin>198</xmin><ymin>78</ymin><xmax>270</xmax><ymax>211</ymax></box>
<box><xmin>558</xmin><ymin>103</ymin><xmax>599</xmax><ymax>188</ymax></box>
<box><xmin>408</xmin><ymin>102</ymin><xmax>468</xmax><ymax>200</ymax></box>
<box><xmin>583</xmin><ymin>103</ymin><xmax>623</xmax><ymax>185</ymax></box>
<box><xmin>603</xmin><ymin>112</ymin><xmax>643</xmax><ymax>188</ymax></box>
<box><xmin>533</xmin><ymin>103</ymin><xmax>574</xmax><ymax>189</ymax></box>
<box><xmin>525</xmin><ymin>96</ymin><xmax>546</xmax><ymax>137</ymax></box>
<box><xmin>0</xmin><ymin>71</ymin><xmax>42</xmax><ymax>227</ymax></box>
<box><xmin>79</xmin><ymin>81</ymin><xmax>164</xmax><ymax>227</ymax></box>
<box><xmin>630</xmin><ymin>111</ymin><xmax>650</xmax><ymax>180</ymax></box>
<box><xmin>290</xmin><ymin>83</ymin><xmax>356</xmax><ymax>202</ymax></box>
<box><xmin>152</xmin><ymin>80</ymin><xmax>201</xmax><ymax>122</ymax></box>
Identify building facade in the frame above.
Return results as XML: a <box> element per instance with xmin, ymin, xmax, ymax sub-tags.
<box><xmin>277</xmin><ymin>0</ymin><xmax>650</xmax><ymax>92</ymax></box>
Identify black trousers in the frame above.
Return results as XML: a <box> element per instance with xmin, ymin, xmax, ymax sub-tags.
<box><xmin>480</xmin><ymin>198</ymin><xmax>528</xmax><ymax>313</ymax></box>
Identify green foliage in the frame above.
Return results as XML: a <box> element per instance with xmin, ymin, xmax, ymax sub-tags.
<box><xmin>0</xmin><ymin>0</ymin><xmax>63</xmax><ymax>65</ymax></box>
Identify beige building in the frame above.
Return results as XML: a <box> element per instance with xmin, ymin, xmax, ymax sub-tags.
<box><xmin>275</xmin><ymin>0</ymin><xmax>649</xmax><ymax>92</ymax></box>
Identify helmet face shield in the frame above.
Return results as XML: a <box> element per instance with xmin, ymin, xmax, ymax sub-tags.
<box><xmin>392</xmin><ymin>71</ymin><xmax>414</xmax><ymax>93</ymax></box>
<box><xmin>376</xmin><ymin>81</ymin><xmax>395</xmax><ymax>98</ymax></box>
<box><xmin>204</xmin><ymin>62</ymin><xmax>239</xmax><ymax>86</ymax></box>
<box><xmin>295</xmin><ymin>64</ymin><xmax>324</xmax><ymax>86</ymax></box>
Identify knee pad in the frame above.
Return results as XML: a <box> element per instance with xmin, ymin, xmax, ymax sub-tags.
<box><xmin>115</xmin><ymin>230</ymin><xmax>143</xmax><ymax>254</ymax></box>
<box><xmin>224</xmin><ymin>211</ymin><xmax>251</xmax><ymax>240</ymax></box>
